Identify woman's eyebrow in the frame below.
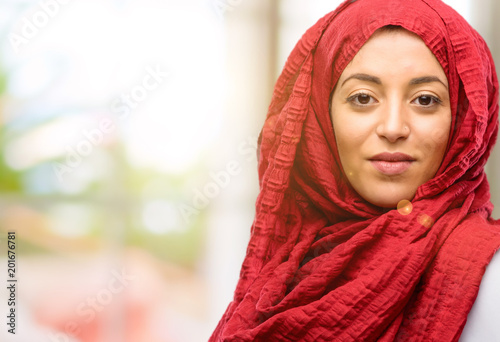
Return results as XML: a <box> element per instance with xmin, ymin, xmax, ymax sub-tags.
<box><xmin>341</xmin><ymin>73</ymin><xmax>381</xmax><ymax>87</ymax></box>
<box><xmin>410</xmin><ymin>76</ymin><xmax>448</xmax><ymax>89</ymax></box>
<box><xmin>340</xmin><ymin>74</ymin><xmax>448</xmax><ymax>90</ymax></box>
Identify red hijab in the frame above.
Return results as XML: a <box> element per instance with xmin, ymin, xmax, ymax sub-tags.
<box><xmin>211</xmin><ymin>0</ymin><xmax>500</xmax><ymax>341</ymax></box>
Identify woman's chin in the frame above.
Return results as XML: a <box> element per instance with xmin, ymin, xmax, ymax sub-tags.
<box><xmin>358</xmin><ymin>185</ymin><xmax>417</xmax><ymax>209</ymax></box>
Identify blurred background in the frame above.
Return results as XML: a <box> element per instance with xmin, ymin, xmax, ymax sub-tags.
<box><xmin>0</xmin><ymin>0</ymin><xmax>498</xmax><ymax>341</ymax></box>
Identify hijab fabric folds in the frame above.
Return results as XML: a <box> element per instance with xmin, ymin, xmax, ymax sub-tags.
<box><xmin>211</xmin><ymin>0</ymin><xmax>500</xmax><ymax>341</ymax></box>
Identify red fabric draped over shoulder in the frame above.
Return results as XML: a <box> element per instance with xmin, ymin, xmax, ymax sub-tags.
<box><xmin>210</xmin><ymin>0</ymin><xmax>500</xmax><ymax>341</ymax></box>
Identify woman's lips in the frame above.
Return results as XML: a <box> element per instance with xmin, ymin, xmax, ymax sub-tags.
<box><xmin>369</xmin><ymin>152</ymin><xmax>415</xmax><ymax>175</ymax></box>
<box><xmin>370</xmin><ymin>160</ymin><xmax>413</xmax><ymax>175</ymax></box>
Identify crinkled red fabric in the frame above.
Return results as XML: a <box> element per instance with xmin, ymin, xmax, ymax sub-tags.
<box><xmin>210</xmin><ymin>0</ymin><xmax>500</xmax><ymax>341</ymax></box>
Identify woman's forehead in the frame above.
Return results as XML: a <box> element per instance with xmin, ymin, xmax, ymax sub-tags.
<box><xmin>329</xmin><ymin>0</ymin><xmax>452</xmax><ymax>78</ymax></box>
<box><xmin>339</xmin><ymin>28</ymin><xmax>448</xmax><ymax>86</ymax></box>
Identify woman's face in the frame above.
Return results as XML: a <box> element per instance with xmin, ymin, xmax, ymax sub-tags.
<box><xmin>330</xmin><ymin>29</ymin><xmax>451</xmax><ymax>208</ymax></box>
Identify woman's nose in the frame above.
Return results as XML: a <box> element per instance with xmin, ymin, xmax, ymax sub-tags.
<box><xmin>375</xmin><ymin>101</ymin><xmax>410</xmax><ymax>143</ymax></box>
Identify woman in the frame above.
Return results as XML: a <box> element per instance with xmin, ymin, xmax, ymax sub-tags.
<box><xmin>211</xmin><ymin>0</ymin><xmax>500</xmax><ymax>341</ymax></box>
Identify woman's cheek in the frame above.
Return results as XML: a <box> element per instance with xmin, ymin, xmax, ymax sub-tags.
<box><xmin>418</xmin><ymin>120</ymin><xmax>451</xmax><ymax>157</ymax></box>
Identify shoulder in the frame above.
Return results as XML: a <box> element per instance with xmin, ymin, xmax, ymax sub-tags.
<box><xmin>459</xmin><ymin>249</ymin><xmax>500</xmax><ymax>341</ymax></box>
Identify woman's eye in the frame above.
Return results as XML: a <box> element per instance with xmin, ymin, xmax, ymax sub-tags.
<box><xmin>412</xmin><ymin>95</ymin><xmax>442</xmax><ymax>107</ymax></box>
<box><xmin>347</xmin><ymin>93</ymin><xmax>376</xmax><ymax>106</ymax></box>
